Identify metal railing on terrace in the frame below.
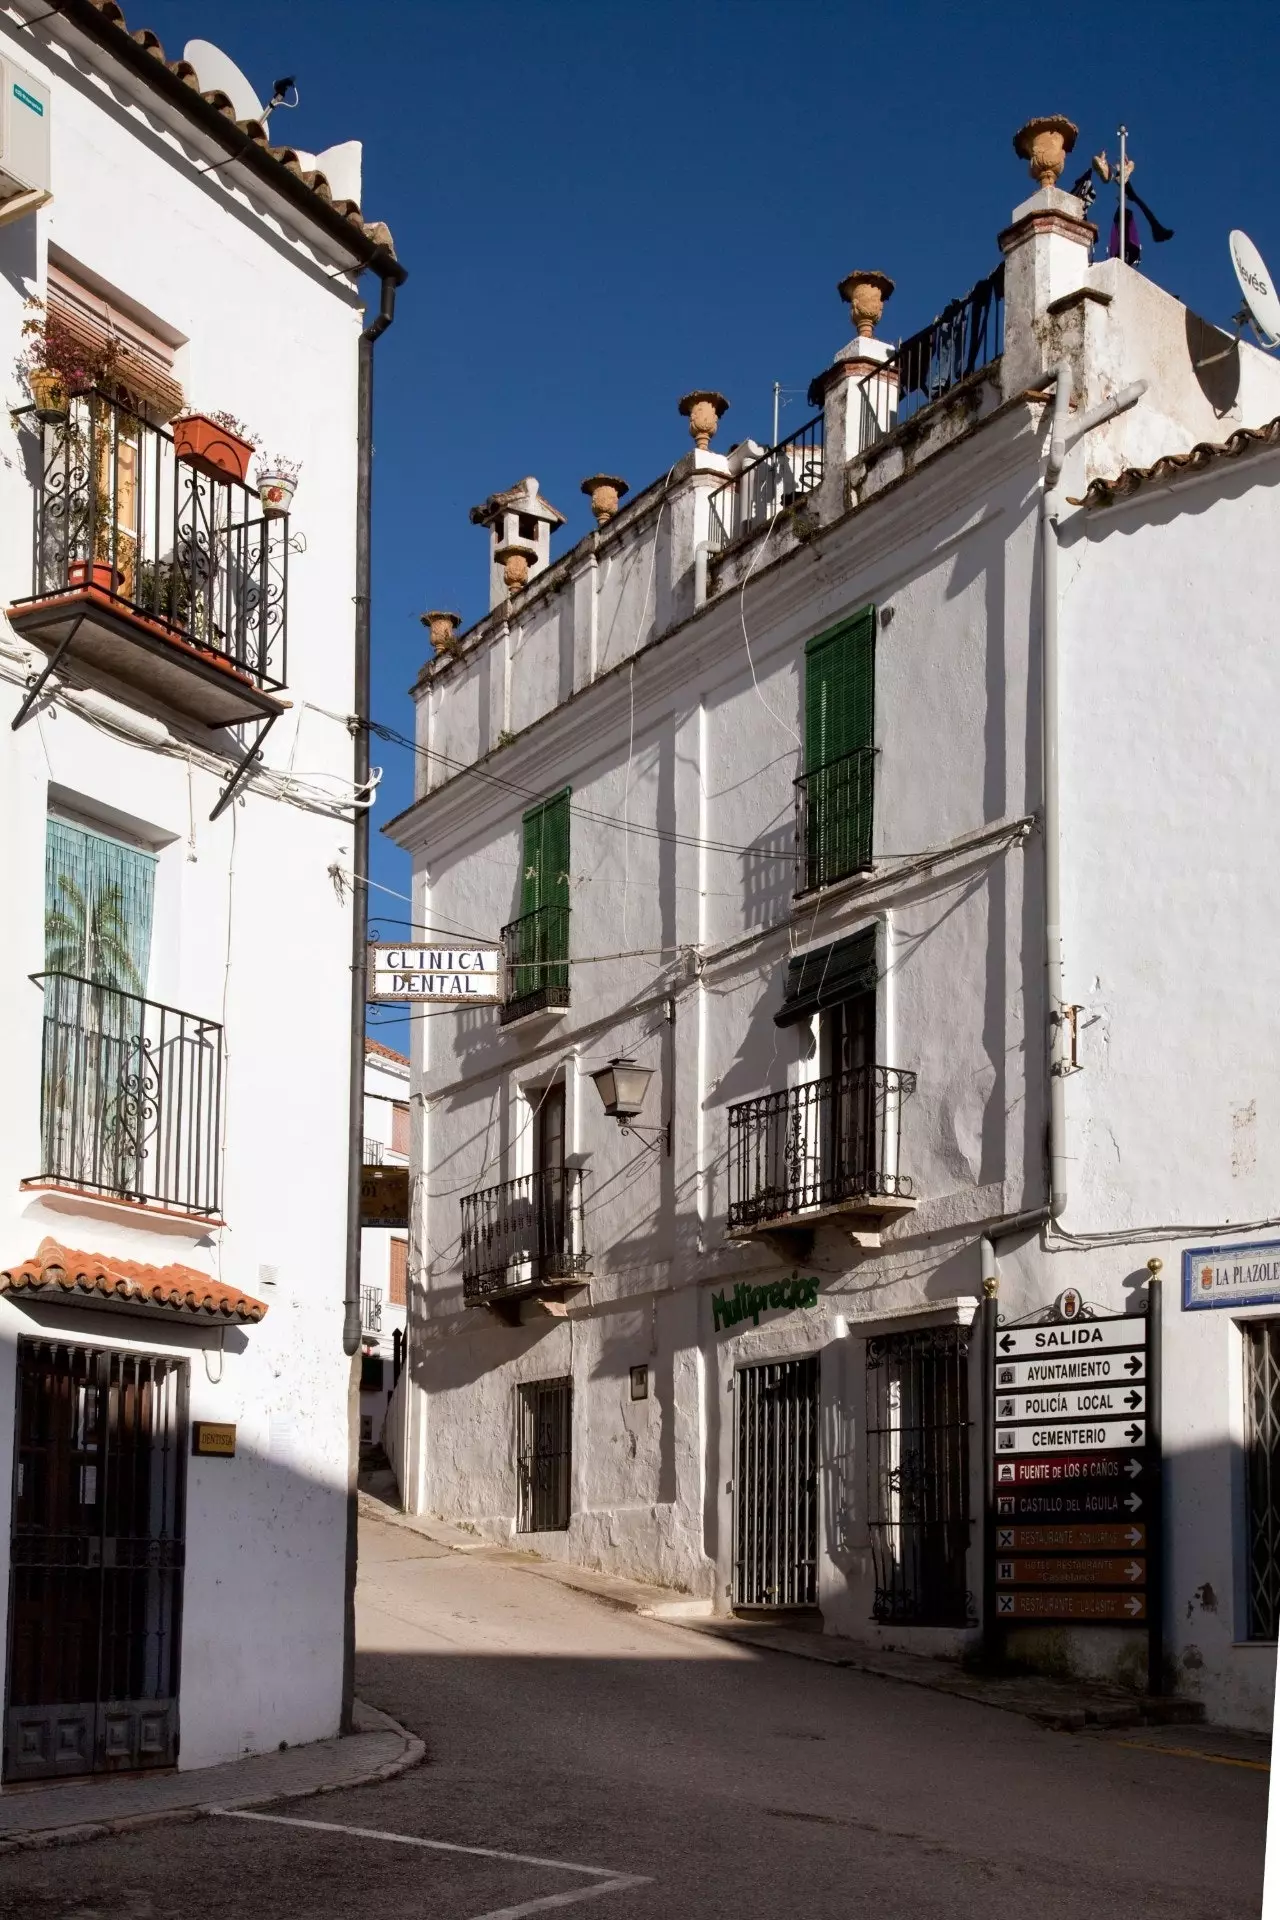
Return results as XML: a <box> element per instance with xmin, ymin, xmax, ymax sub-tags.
<box><xmin>727</xmin><ymin>1064</ymin><xmax>916</xmax><ymax>1232</ymax></box>
<box><xmin>854</xmin><ymin>266</ymin><xmax>1005</xmax><ymax>457</ymax></box>
<box><xmin>30</xmin><ymin>971</ymin><xmax>224</xmax><ymax>1216</ymax></box>
<box><xmin>461</xmin><ymin>1168</ymin><xmax>588</xmax><ymax>1303</ymax></box>
<box><xmin>501</xmin><ymin>904</ymin><xmax>570</xmax><ymax>1024</ymax></box>
<box><xmin>14</xmin><ymin>388</ymin><xmax>288</xmax><ymax>694</ymax></box>
<box><xmin>707</xmin><ymin>414</ymin><xmax>824</xmax><ymax>554</ymax></box>
<box><xmin>361</xmin><ymin>1286</ymin><xmax>383</xmax><ymax>1335</ymax></box>
<box><xmin>795</xmin><ymin>745</ymin><xmax>876</xmax><ymax>892</ymax></box>
<box><xmin>363</xmin><ymin>1137</ymin><xmax>384</xmax><ymax>1164</ymax></box>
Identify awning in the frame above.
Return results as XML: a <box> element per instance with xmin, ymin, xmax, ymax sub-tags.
<box><xmin>774</xmin><ymin>926</ymin><xmax>877</xmax><ymax>1026</ymax></box>
<box><xmin>0</xmin><ymin>1237</ymin><xmax>268</xmax><ymax>1323</ymax></box>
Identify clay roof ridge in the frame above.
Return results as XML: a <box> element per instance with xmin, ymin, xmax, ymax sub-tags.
<box><xmin>1072</xmin><ymin>413</ymin><xmax>1280</xmax><ymax>509</ymax></box>
<box><xmin>0</xmin><ymin>1236</ymin><xmax>268</xmax><ymax>1322</ymax></box>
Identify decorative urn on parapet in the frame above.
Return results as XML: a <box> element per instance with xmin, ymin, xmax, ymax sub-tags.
<box><xmin>581</xmin><ymin>474</ymin><xmax>629</xmax><ymax>526</ymax></box>
<box><xmin>678</xmin><ymin>390</ymin><xmax>729</xmax><ymax>451</ymax></box>
<box><xmin>420</xmin><ymin>609</ymin><xmax>462</xmax><ymax>653</ymax></box>
<box><xmin>494</xmin><ymin>543</ymin><xmax>533</xmax><ymax>594</ymax></box>
<box><xmin>836</xmin><ymin>269</ymin><xmax>895</xmax><ymax>340</ymax></box>
<box><xmin>1013</xmin><ymin>115</ymin><xmax>1079</xmax><ymax>189</ymax></box>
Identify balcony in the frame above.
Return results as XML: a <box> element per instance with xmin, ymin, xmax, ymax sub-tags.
<box><xmin>460</xmin><ymin>1169</ymin><xmax>588</xmax><ymax>1309</ymax></box>
<box><xmin>853</xmin><ymin>266</ymin><xmax>1005</xmax><ymax>456</ymax></box>
<box><xmin>795</xmin><ymin>746</ymin><xmax>876</xmax><ymax>893</ymax></box>
<box><xmin>362</xmin><ymin>1137</ymin><xmax>385</xmax><ymax>1165</ymax></box>
<box><xmin>361</xmin><ymin>1286</ymin><xmax>383</xmax><ymax>1336</ymax></box>
<box><xmin>26</xmin><ymin>972</ymin><xmax>224</xmax><ymax>1219</ymax></box>
<box><xmin>500</xmin><ymin>905</ymin><xmax>570</xmax><ymax>1025</ymax></box>
<box><xmin>7</xmin><ymin>389</ymin><xmax>288</xmax><ymax>748</ymax></box>
<box><xmin>727</xmin><ymin>1065</ymin><xmax>917</xmax><ymax>1251</ymax></box>
<box><xmin>707</xmin><ymin>414</ymin><xmax>824</xmax><ymax>555</ymax></box>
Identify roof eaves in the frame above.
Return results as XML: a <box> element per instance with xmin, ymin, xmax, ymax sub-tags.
<box><xmin>1072</xmin><ymin>414</ymin><xmax>1280</xmax><ymax>510</ymax></box>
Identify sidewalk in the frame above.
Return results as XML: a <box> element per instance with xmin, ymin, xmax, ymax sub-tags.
<box><xmin>360</xmin><ymin>1491</ymin><xmax>1269</xmax><ymax>1764</ymax></box>
<box><xmin>0</xmin><ymin>1699</ymin><xmax>422</xmax><ymax>1854</ymax></box>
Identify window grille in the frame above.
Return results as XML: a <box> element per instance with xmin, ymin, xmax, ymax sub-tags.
<box><xmin>1243</xmin><ymin>1322</ymin><xmax>1280</xmax><ymax>1640</ymax></box>
<box><xmin>517</xmin><ymin>1378</ymin><xmax>572</xmax><ymax>1533</ymax></box>
<box><xmin>866</xmin><ymin>1323</ymin><xmax>974</xmax><ymax>1625</ymax></box>
<box><xmin>733</xmin><ymin>1354</ymin><xmax>820</xmax><ymax>1609</ymax></box>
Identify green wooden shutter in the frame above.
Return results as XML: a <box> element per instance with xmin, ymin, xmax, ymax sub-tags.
<box><xmin>517</xmin><ymin>789</ymin><xmax>571</xmax><ymax>1000</ymax></box>
<box><xmin>803</xmin><ymin>608</ymin><xmax>875</xmax><ymax>886</ymax></box>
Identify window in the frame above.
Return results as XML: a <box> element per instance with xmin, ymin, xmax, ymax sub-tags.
<box><xmin>503</xmin><ymin>789</ymin><xmax>571</xmax><ymax>1021</ymax></box>
<box><xmin>517</xmin><ymin>1378</ymin><xmax>572</xmax><ymax>1532</ymax></box>
<box><xmin>518</xmin><ymin>513</ymin><xmax>538</xmax><ymax>542</ymax></box>
<box><xmin>1243</xmin><ymin>1323</ymin><xmax>1280</xmax><ymax>1639</ymax></box>
<box><xmin>391</xmin><ymin>1100</ymin><xmax>410</xmax><ymax>1157</ymax></box>
<box><xmin>389</xmin><ymin>1237</ymin><xmax>408</xmax><ymax>1307</ymax></box>
<box><xmin>44</xmin><ymin>816</ymin><xmax>156</xmax><ymax>989</ymax></box>
<box><xmin>866</xmin><ymin>1323</ymin><xmax>973</xmax><ymax>1626</ymax></box>
<box><xmin>800</xmin><ymin>606</ymin><xmax>875</xmax><ymax>890</ymax></box>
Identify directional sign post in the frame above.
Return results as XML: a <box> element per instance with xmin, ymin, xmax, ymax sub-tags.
<box><xmin>984</xmin><ymin>1279</ymin><xmax>1163</xmax><ymax>1692</ymax></box>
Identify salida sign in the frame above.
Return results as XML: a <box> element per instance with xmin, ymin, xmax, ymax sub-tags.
<box><xmin>369</xmin><ymin>944</ymin><xmax>501</xmax><ymax>1003</ymax></box>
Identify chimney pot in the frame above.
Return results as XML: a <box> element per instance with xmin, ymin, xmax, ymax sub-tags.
<box><xmin>836</xmin><ymin>270</ymin><xmax>895</xmax><ymax>339</ymax></box>
<box><xmin>581</xmin><ymin>474</ymin><xmax>629</xmax><ymax>525</ymax></box>
<box><xmin>1013</xmin><ymin>115</ymin><xmax>1079</xmax><ymax>189</ymax></box>
<box><xmin>678</xmin><ymin>390</ymin><xmax>729</xmax><ymax>451</ymax></box>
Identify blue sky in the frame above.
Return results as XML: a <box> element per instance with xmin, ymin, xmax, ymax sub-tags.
<box><xmin>147</xmin><ymin>0</ymin><xmax>1277</xmax><ymax>1044</ymax></box>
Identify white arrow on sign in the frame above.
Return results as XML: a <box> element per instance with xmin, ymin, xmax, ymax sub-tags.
<box><xmin>994</xmin><ymin>1321</ymin><xmax>1147</xmax><ymax>1360</ymax></box>
<box><xmin>1125</xmin><ymin>1493</ymin><xmax>1143</xmax><ymax>1512</ymax></box>
<box><xmin>995</xmin><ymin>1419</ymin><xmax>1147</xmax><ymax>1457</ymax></box>
<box><xmin>1124</xmin><ymin>1595</ymin><xmax>1142</xmax><ymax>1617</ymax></box>
<box><xmin>1124</xmin><ymin>1560</ymin><xmax>1142</xmax><ymax>1582</ymax></box>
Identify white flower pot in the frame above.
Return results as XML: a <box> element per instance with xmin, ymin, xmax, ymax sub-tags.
<box><xmin>257</xmin><ymin>471</ymin><xmax>297</xmax><ymax>518</ymax></box>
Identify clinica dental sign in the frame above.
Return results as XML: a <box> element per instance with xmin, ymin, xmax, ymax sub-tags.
<box><xmin>712</xmin><ymin>1274</ymin><xmax>819</xmax><ymax>1332</ymax></box>
<box><xmin>368</xmin><ymin>943</ymin><xmax>501</xmax><ymax>1003</ymax></box>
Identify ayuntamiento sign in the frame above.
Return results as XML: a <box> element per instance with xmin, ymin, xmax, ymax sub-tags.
<box><xmin>369</xmin><ymin>944</ymin><xmax>501</xmax><ymax>1003</ymax></box>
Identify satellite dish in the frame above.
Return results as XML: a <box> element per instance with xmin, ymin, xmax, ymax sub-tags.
<box><xmin>1229</xmin><ymin>229</ymin><xmax>1280</xmax><ymax>349</ymax></box>
<box><xmin>183</xmin><ymin>40</ymin><xmax>263</xmax><ymax>121</ymax></box>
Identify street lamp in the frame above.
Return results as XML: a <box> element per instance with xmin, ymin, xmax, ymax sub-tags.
<box><xmin>590</xmin><ymin>1057</ymin><xmax>669</xmax><ymax>1152</ymax></box>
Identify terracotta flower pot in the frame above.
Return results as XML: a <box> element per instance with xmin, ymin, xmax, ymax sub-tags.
<box><xmin>68</xmin><ymin>558</ymin><xmax>118</xmax><ymax>594</ymax></box>
<box><xmin>581</xmin><ymin>474</ymin><xmax>628</xmax><ymax>526</ymax></box>
<box><xmin>678</xmin><ymin>390</ymin><xmax>729</xmax><ymax>450</ymax></box>
<box><xmin>421</xmin><ymin>610</ymin><xmax>462</xmax><ymax>652</ymax></box>
<box><xmin>28</xmin><ymin>367</ymin><xmax>68</xmax><ymax>423</ymax></box>
<box><xmin>835</xmin><ymin>270</ymin><xmax>895</xmax><ymax>339</ymax></box>
<box><xmin>1013</xmin><ymin>115</ymin><xmax>1079</xmax><ymax>189</ymax></box>
<box><xmin>256</xmin><ymin>470</ymin><xmax>297</xmax><ymax>518</ymax></box>
<box><xmin>173</xmin><ymin>413</ymin><xmax>255</xmax><ymax>485</ymax></box>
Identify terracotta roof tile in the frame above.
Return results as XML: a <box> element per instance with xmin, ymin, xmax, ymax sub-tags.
<box><xmin>0</xmin><ymin>1237</ymin><xmax>268</xmax><ymax>1322</ymax></box>
<box><xmin>1072</xmin><ymin>414</ymin><xmax>1280</xmax><ymax>510</ymax></box>
<box><xmin>365</xmin><ymin>1036</ymin><xmax>410</xmax><ymax>1065</ymax></box>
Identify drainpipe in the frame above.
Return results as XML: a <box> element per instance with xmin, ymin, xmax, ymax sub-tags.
<box><xmin>342</xmin><ymin>264</ymin><xmax>403</xmax><ymax>1736</ymax></box>
<box><xmin>1040</xmin><ymin>362</ymin><xmax>1146</xmax><ymax>1226</ymax></box>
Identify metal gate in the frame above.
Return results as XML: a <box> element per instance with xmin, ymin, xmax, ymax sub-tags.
<box><xmin>516</xmin><ymin>1378</ymin><xmax>572</xmax><ymax>1533</ymax></box>
<box><xmin>733</xmin><ymin>1354</ymin><xmax>819</xmax><ymax>1609</ymax></box>
<box><xmin>866</xmin><ymin>1323</ymin><xmax>973</xmax><ymax>1625</ymax></box>
<box><xmin>5</xmin><ymin>1340</ymin><xmax>187</xmax><ymax>1782</ymax></box>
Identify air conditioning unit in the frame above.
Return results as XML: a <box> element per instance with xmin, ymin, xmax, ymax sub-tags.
<box><xmin>0</xmin><ymin>59</ymin><xmax>51</xmax><ymax>228</ymax></box>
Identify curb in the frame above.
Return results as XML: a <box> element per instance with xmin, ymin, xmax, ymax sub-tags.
<box><xmin>0</xmin><ymin>1704</ymin><xmax>425</xmax><ymax>1855</ymax></box>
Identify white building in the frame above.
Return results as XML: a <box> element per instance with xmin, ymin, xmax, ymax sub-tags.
<box><xmin>387</xmin><ymin>121</ymin><xmax>1280</xmax><ymax>1730</ymax></box>
<box><xmin>0</xmin><ymin>4</ymin><xmax>401</xmax><ymax>1781</ymax></box>
<box><xmin>360</xmin><ymin>1039</ymin><xmax>409</xmax><ymax>1445</ymax></box>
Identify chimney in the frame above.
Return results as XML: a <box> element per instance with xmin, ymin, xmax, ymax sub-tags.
<box><xmin>469</xmin><ymin>477</ymin><xmax>566</xmax><ymax>610</ymax></box>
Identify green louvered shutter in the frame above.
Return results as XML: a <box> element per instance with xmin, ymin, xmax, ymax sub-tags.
<box><xmin>803</xmin><ymin>607</ymin><xmax>875</xmax><ymax>886</ymax></box>
<box><xmin>517</xmin><ymin>789</ymin><xmax>571</xmax><ymax>1002</ymax></box>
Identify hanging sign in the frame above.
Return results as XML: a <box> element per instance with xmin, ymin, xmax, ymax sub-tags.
<box><xmin>360</xmin><ymin>1164</ymin><xmax>409</xmax><ymax>1228</ymax></box>
<box><xmin>368</xmin><ymin>944</ymin><xmax>501</xmax><ymax>1003</ymax></box>
<box><xmin>1182</xmin><ymin>1238</ymin><xmax>1280</xmax><ymax>1311</ymax></box>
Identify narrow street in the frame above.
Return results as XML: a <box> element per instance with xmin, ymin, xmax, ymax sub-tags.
<box><xmin>0</xmin><ymin>1505</ymin><xmax>1266</xmax><ymax>1918</ymax></box>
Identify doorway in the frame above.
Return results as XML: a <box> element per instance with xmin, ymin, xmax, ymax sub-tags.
<box><xmin>5</xmin><ymin>1339</ymin><xmax>187</xmax><ymax>1782</ymax></box>
<box><xmin>733</xmin><ymin>1354</ymin><xmax>820</xmax><ymax>1609</ymax></box>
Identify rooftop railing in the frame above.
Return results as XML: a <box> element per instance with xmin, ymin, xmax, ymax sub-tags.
<box><xmin>707</xmin><ymin>414</ymin><xmax>824</xmax><ymax>554</ymax></box>
<box><xmin>727</xmin><ymin>1065</ymin><xmax>916</xmax><ymax>1233</ymax></box>
<box><xmin>855</xmin><ymin>266</ymin><xmax>1005</xmax><ymax>456</ymax></box>
<box><xmin>460</xmin><ymin>1168</ymin><xmax>588</xmax><ymax>1303</ymax></box>
<box><xmin>30</xmin><ymin>971</ymin><xmax>224</xmax><ymax>1217</ymax></box>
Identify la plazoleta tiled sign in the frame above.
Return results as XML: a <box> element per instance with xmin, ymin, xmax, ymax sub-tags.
<box><xmin>712</xmin><ymin>1275</ymin><xmax>819</xmax><ymax>1331</ymax></box>
<box><xmin>1183</xmin><ymin>1238</ymin><xmax>1280</xmax><ymax>1310</ymax></box>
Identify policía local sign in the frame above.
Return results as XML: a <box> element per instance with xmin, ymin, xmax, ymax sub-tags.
<box><xmin>1182</xmin><ymin>1237</ymin><xmax>1280</xmax><ymax>1311</ymax></box>
<box><xmin>369</xmin><ymin>944</ymin><xmax>501</xmax><ymax>1003</ymax></box>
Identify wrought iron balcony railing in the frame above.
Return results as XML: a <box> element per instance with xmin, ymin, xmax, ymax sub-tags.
<box><xmin>727</xmin><ymin>1065</ymin><xmax>916</xmax><ymax>1232</ymax></box>
<box><xmin>707</xmin><ymin>414</ymin><xmax>824</xmax><ymax>555</ymax></box>
<box><xmin>854</xmin><ymin>266</ymin><xmax>1005</xmax><ymax>456</ymax></box>
<box><xmin>30</xmin><ymin>972</ymin><xmax>224</xmax><ymax>1217</ymax></box>
<box><xmin>361</xmin><ymin>1286</ymin><xmax>383</xmax><ymax>1335</ymax></box>
<box><xmin>9</xmin><ymin>388</ymin><xmax>288</xmax><ymax>729</ymax></box>
<box><xmin>362</xmin><ymin>1137</ymin><xmax>384</xmax><ymax>1165</ymax></box>
<box><xmin>795</xmin><ymin>745</ymin><xmax>876</xmax><ymax>892</ymax></box>
<box><xmin>501</xmin><ymin>904</ymin><xmax>570</xmax><ymax>1024</ymax></box>
<box><xmin>460</xmin><ymin>1168</ymin><xmax>588</xmax><ymax>1303</ymax></box>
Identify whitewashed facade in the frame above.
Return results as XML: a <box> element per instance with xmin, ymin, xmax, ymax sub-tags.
<box><xmin>388</xmin><ymin>140</ymin><xmax>1280</xmax><ymax>1729</ymax></box>
<box><xmin>0</xmin><ymin>5</ymin><xmax>398</xmax><ymax>1778</ymax></box>
<box><xmin>360</xmin><ymin>1040</ymin><xmax>409</xmax><ymax>1443</ymax></box>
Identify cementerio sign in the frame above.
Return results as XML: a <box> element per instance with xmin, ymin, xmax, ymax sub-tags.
<box><xmin>712</xmin><ymin>1275</ymin><xmax>819</xmax><ymax>1331</ymax></box>
<box><xmin>368</xmin><ymin>943</ymin><xmax>501</xmax><ymax>1003</ymax></box>
<box><xmin>1182</xmin><ymin>1238</ymin><xmax>1280</xmax><ymax>1311</ymax></box>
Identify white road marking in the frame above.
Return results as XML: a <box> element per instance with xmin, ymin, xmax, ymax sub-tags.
<box><xmin>209</xmin><ymin>1808</ymin><xmax>651</xmax><ymax>1916</ymax></box>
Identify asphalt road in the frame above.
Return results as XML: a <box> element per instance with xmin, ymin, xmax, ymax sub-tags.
<box><xmin>0</xmin><ymin>1509</ymin><xmax>1267</xmax><ymax>1918</ymax></box>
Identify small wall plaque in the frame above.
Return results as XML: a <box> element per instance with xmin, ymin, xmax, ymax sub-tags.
<box><xmin>192</xmin><ymin>1421</ymin><xmax>236</xmax><ymax>1457</ymax></box>
<box><xmin>629</xmin><ymin>1365</ymin><xmax>649</xmax><ymax>1401</ymax></box>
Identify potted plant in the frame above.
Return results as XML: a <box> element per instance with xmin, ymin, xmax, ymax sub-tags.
<box><xmin>255</xmin><ymin>453</ymin><xmax>300</xmax><ymax>518</ymax></box>
<box><xmin>173</xmin><ymin>408</ymin><xmax>259</xmax><ymax>485</ymax></box>
<box><xmin>17</xmin><ymin>296</ymin><xmax>124</xmax><ymax>423</ymax></box>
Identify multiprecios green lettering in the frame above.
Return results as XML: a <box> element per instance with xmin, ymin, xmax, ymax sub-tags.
<box><xmin>712</xmin><ymin>1275</ymin><xmax>819</xmax><ymax>1331</ymax></box>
